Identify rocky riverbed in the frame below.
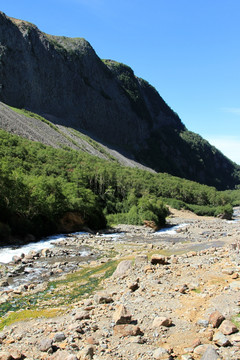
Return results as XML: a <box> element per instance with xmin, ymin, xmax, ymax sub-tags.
<box><xmin>0</xmin><ymin>208</ymin><xmax>240</xmax><ymax>359</ymax></box>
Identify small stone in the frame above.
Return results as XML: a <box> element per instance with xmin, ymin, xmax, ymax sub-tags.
<box><xmin>86</xmin><ymin>336</ymin><xmax>99</xmax><ymax>345</ymax></box>
<box><xmin>152</xmin><ymin>316</ymin><xmax>172</xmax><ymax>328</ymax></box>
<box><xmin>197</xmin><ymin>319</ymin><xmax>209</xmax><ymax>327</ymax></box>
<box><xmin>49</xmin><ymin>350</ymin><xmax>78</xmax><ymax>360</ymax></box>
<box><xmin>78</xmin><ymin>345</ymin><xmax>94</xmax><ymax>359</ymax></box>
<box><xmin>209</xmin><ymin>310</ymin><xmax>225</xmax><ymax>328</ymax></box>
<box><xmin>219</xmin><ymin>319</ymin><xmax>238</xmax><ymax>335</ymax></box>
<box><xmin>213</xmin><ymin>331</ymin><xmax>231</xmax><ymax>347</ymax></box>
<box><xmin>53</xmin><ymin>332</ymin><xmax>66</xmax><ymax>343</ymax></box>
<box><xmin>128</xmin><ymin>279</ymin><xmax>139</xmax><ymax>292</ymax></box>
<box><xmin>113</xmin><ymin>304</ymin><xmax>132</xmax><ymax>325</ymax></box>
<box><xmin>153</xmin><ymin>347</ymin><xmax>169</xmax><ymax>359</ymax></box>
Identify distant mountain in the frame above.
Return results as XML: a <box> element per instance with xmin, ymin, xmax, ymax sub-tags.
<box><xmin>0</xmin><ymin>11</ymin><xmax>239</xmax><ymax>190</ymax></box>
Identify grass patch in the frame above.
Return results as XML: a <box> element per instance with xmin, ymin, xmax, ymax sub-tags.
<box><xmin>231</xmin><ymin>314</ymin><xmax>240</xmax><ymax>330</ymax></box>
<box><xmin>0</xmin><ymin>260</ymin><xmax>119</xmax><ymax>329</ymax></box>
<box><xmin>0</xmin><ymin>308</ymin><xmax>61</xmax><ymax>331</ymax></box>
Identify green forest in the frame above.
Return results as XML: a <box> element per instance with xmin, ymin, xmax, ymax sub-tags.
<box><xmin>0</xmin><ymin>128</ymin><xmax>238</xmax><ymax>245</ymax></box>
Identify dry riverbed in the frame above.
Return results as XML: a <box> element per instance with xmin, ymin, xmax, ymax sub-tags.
<box><xmin>0</xmin><ymin>208</ymin><xmax>240</xmax><ymax>359</ymax></box>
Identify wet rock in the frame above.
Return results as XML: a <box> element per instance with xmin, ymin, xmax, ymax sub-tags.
<box><xmin>209</xmin><ymin>310</ymin><xmax>225</xmax><ymax>328</ymax></box>
<box><xmin>112</xmin><ymin>260</ymin><xmax>132</xmax><ymax>278</ymax></box>
<box><xmin>41</xmin><ymin>248</ymin><xmax>52</xmax><ymax>257</ymax></box>
<box><xmin>152</xmin><ymin>316</ymin><xmax>172</xmax><ymax>328</ymax></box>
<box><xmin>12</xmin><ymin>256</ymin><xmax>22</xmax><ymax>264</ymax></box>
<box><xmin>219</xmin><ymin>319</ymin><xmax>238</xmax><ymax>335</ymax></box>
<box><xmin>0</xmin><ymin>279</ymin><xmax>9</xmax><ymax>287</ymax></box>
<box><xmin>113</xmin><ymin>304</ymin><xmax>132</xmax><ymax>325</ymax></box>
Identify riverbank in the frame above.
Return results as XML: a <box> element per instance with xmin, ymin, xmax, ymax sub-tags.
<box><xmin>0</xmin><ymin>208</ymin><xmax>240</xmax><ymax>359</ymax></box>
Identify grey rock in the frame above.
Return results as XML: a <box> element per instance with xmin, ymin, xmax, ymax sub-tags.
<box><xmin>53</xmin><ymin>332</ymin><xmax>66</xmax><ymax>343</ymax></box>
<box><xmin>213</xmin><ymin>331</ymin><xmax>231</xmax><ymax>347</ymax></box>
<box><xmin>39</xmin><ymin>337</ymin><xmax>53</xmax><ymax>352</ymax></box>
<box><xmin>200</xmin><ymin>345</ymin><xmax>220</xmax><ymax>360</ymax></box>
<box><xmin>112</xmin><ymin>260</ymin><xmax>132</xmax><ymax>278</ymax></box>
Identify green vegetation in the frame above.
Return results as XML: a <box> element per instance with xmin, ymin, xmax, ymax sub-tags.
<box><xmin>0</xmin><ymin>260</ymin><xmax>119</xmax><ymax>329</ymax></box>
<box><xmin>0</xmin><ymin>126</ymin><xmax>237</xmax><ymax>244</ymax></box>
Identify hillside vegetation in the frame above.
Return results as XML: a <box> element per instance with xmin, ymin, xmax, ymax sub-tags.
<box><xmin>0</xmin><ymin>128</ymin><xmax>236</xmax><ymax>245</ymax></box>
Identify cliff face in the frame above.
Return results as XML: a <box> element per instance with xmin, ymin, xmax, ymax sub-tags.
<box><xmin>0</xmin><ymin>12</ymin><xmax>239</xmax><ymax>189</ymax></box>
<box><xmin>0</xmin><ymin>12</ymin><xmax>179</xmax><ymax>149</ymax></box>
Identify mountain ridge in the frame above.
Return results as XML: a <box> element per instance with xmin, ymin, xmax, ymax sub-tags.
<box><xmin>0</xmin><ymin>11</ymin><xmax>239</xmax><ymax>190</ymax></box>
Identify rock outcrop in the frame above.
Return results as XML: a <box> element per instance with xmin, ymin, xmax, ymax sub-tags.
<box><xmin>0</xmin><ymin>11</ymin><xmax>239</xmax><ymax>189</ymax></box>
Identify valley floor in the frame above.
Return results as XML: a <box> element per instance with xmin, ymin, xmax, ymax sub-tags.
<box><xmin>0</xmin><ymin>209</ymin><xmax>240</xmax><ymax>359</ymax></box>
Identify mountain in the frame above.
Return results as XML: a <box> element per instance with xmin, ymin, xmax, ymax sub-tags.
<box><xmin>0</xmin><ymin>11</ymin><xmax>239</xmax><ymax>190</ymax></box>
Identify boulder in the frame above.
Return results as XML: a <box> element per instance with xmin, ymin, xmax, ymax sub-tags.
<box><xmin>213</xmin><ymin>331</ymin><xmax>231</xmax><ymax>347</ymax></box>
<box><xmin>200</xmin><ymin>345</ymin><xmax>220</xmax><ymax>360</ymax></box>
<box><xmin>39</xmin><ymin>338</ymin><xmax>53</xmax><ymax>352</ymax></box>
<box><xmin>219</xmin><ymin>319</ymin><xmax>238</xmax><ymax>335</ymax></box>
<box><xmin>152</xmin><ymin>316</ymin><xmax>172</xmax><ymax>328</ymax></box>
<box><xmin>150</xmin><ymin>254</ymin><xmax>168</xmax><ymax>265</ymax></box>
<box><xmin>113</xmin><ymin>304</ymin><xmax>132</xmax><ymax>325</ymax></box>
<box><xmin>112</xmin><ymin>260</ymin><xmax>132</xmax><ymax>278</ymax></box>
<box><xmin>209</xmin><ymin>310</ymin><xmax>225</xmax><ymax>328</ymax></box>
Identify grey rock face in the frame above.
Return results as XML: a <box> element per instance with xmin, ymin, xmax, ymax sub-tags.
<box><xmin>0</xmin><ymin>11</ymin><xmax>239</xmax><ymax>189</ymax></box>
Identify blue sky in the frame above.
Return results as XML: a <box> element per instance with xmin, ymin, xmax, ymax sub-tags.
<box><xmin>1</xmin><ymin>0</ymin><xmax>240</xmax><ymax>164</ymax></box>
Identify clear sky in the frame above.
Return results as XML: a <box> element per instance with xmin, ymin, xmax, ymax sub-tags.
<box><xmin>1</xmin><ymin>0</ymin><xmax>240</xmax><ymax>164</ymax></box>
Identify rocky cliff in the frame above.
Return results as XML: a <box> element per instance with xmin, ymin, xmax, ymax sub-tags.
<box><xmin>0</xmin><ymin>11</ymin><xmax>239</xmax><ymax>189</ymax></box>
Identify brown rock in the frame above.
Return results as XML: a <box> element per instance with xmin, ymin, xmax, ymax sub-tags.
<box><xmin>152</xmin><ymin>316</ymin><xmax>172</xmax><ymax>328</ymax></box>
<box><xmin>209</xmin><ymin>310</ymin><xmax>225</xmax><ymax>328</ymax></box>
<box><xmin>113</xmin><ymin>304</ymin><xmax>132</xmax><ymax>324</ymax></box>
<box><xmin>128</xmin><ymin>279</ymin><xmax>139</xmax><ymax>292</ymax></box>
<box><xmin>0</xmin><ymin>352</ymin><xmax>13</xmax><ymax>360</ymax></box>
<box><xmin>78</xmin><ymin>345</ymin><xmax>94</xmax><ymax>359</ymax></box>
<box><xmin>93</xmin><ymin>293</ymin><xmax>113</xmax><ymax>304</ymax></box>
<box><xmin>150</xmin><ymin>254</ymin><xmax>168</xmax><ymax>265</ymax></box>
<box><xmin>75</xmin><ymin>311</ymin><xmax>90</xmax><ymax>321</ymax></box>
<box><xmin>219</xmin><ymin>319</ymin><xmax>238</xmax><ymax>335</ymax></box>
<box><xmin>86</xmin><ymin>336</ymin><xmax>99</xmax><ymax>345</ymax></box>
<box><xmin>113</xmin><ymin>324</ymin><xmax>142</xmax><ymax>337</ymax></box>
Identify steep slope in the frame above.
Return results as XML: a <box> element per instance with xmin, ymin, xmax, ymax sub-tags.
<box><xmin>0</xmin><ymin>11</ymin><xmax>239</xmax><ymax>189</ymax></box>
